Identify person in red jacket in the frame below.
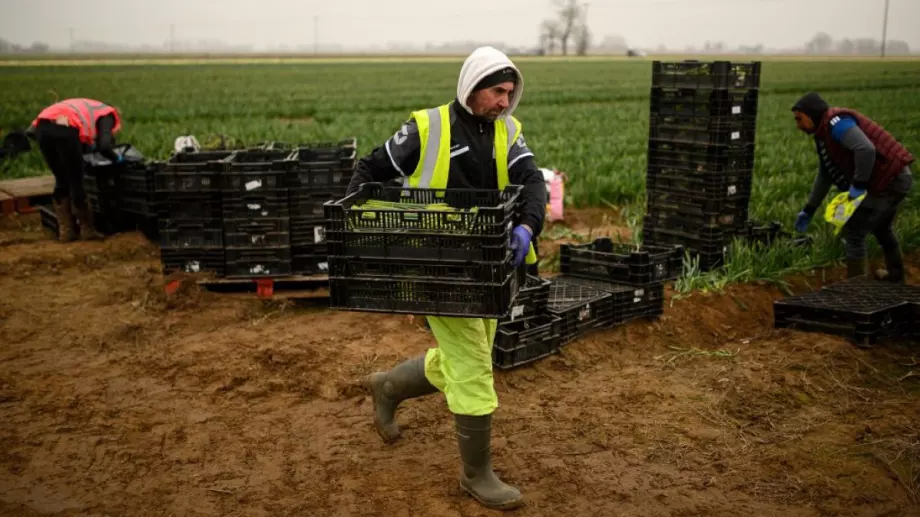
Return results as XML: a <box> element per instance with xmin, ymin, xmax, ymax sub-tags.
<box><xmin>791</xmin><ymin>92</ymin><xmax>915</xmax><ymax>282</ymax></box>
<box><xmin>31</xmin><ymin>98</ymin><xmax>123</xmax><ymax>242</ymax></box>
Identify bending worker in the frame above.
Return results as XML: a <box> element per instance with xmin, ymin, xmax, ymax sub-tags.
<box><xmin>31</xmin><ymin>98</ymin><xmax>123</xmax><ymax>242</ymax></box>
<box><xmin>792</xmin><ymin>92</ymin><xmax>914</xmax><ymax>282</ymax></box>
<box><xmin>347</xmin><ymin>46</ymin><xmax>546</xmax><ymax>510</ymax></box>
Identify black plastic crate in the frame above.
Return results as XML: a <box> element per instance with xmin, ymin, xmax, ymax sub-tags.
<box><xmin>223</xmin><ymin>218</ymin><xmax>291</xmax><ymax>249</ymax></box>
<box><xmin>546</xmin><ymin>281</ymin><xmax>616</xmax><ymax>345</ymax></box>
<box><xmin>291</xmin><ymin>218</ymin><xmax>328</xmax><ymax>247</ymax></box>
<box><xmin>650</xmin><ymin>87</ymin><xmax>759</xmax><ymax>122</ymax></box>
<box><xmin>560</xmin><ymin>238</ymin><xmax>683</xmax><ymax>286</ymax></box>
<box><xmin>773</xmin><ymin>290</ymin><xmax>912</xmax><ymax>346</ymax></box>
<box><xmin>268</xmin><ymin>137</ymin><xmax>358</xmax><ymax>154</ymax></box>
<box><xmin>554</xmin><ymin>275</ymin><xmax>665</xmax><ymax>324</ymax></box>
<box><xmin>327</xmin><ymin>254</ymin><xmax>515</xmax><ymax>284</ymax></box>
<box><xmin>645</xmin><ymin>191</ymin><xmax>751</xmax><ymax>220</ymax></box>
<box><xmin>155</xmin><ymin>191</ymin><xmax>223</xmax><ymax>220</ymax></box>
<box><xmin>222</xmin><ymin>192</ymin><xmax>290</xmax><ymax>219</ymax></box>
<box><xmin>502</xmin><ymin>275</ymin><xmax>551</xmax><ymax>323</ymax></box>
<box><xmin>642</xmin><ymin>226</ymin><xmax>729</xmax><ymax>256</ymax></box>
<box><xmin>328</xmin><ymin>267</ymin><xmax>525</xmax><ymax>318</ymax></box>
<box><xmin>290</xmin><ymin>191</ymin><xmax>344</xmax><ymax>219</ymax></box>
<box><xmin>159</xmin><ymin>219</ymin><xmax>223</xmax><ymax>248</ymax></box>
<box><xmin>493</xmin><ymin>314</ymin><xmax>563</xmax><ymax>370</ymax></box>
<box><xmin>161</xmin><ymin>247</ymin><xmax>226</xmax><ymax>276</ymax></box>
<box><xmin>120</xmin><ymin>194</ymin><xmax>156</xmax><ymax>217</ymax></box>
<box><xmin>651</xmin><ymin>60</ymin><xmax>761</xmax><ymax>90</ymax></box>
<box><xmin>292</xmin><ymin>243</ymin><xmax>330</xmax><ymax>275</ymax></box>
<box><xmin>736</xmin><ymin>221</ymin><xmax>786</xmax><ymax>246</ymax></box>
<box><xmin>118</xmin><ymin>165</ymin><xmax>156</xmax><ymax>194</ymax></box>
<box><xmin>646</xmin><ymin>170</ymin><xmax>752</xmax><ymax>199</ymax></box>
<box><xmin>324</xmin><ymin>182</ymin><xmax>520</xmax><ymax>262</ymax></box>
<box><xmin>83</xmin><ymin>169</ymin><xmax>118</xmax><ymax>194</ymax></box>
<box><xmin>649</xmin><ymin>119</ymin><xmax>756</xmax><ymax>148</ymax></box>
<box><xmin>647</xmin><ymin>140</ymin><xmax>755</xmax><ymax>175</ymax></box>
<box><xmin>219</xmin><ymin>150</ymin><xmax>296</xmax><ymax>193</ymax></box>
<box><xmin>154</xmin><ymin>151</ymin><xmax>232</xmax><ymax>192</ymax></box>
<box><xmin>225</xmin><ymin>247</ymin><xmax>293</xmax><ymax>277</ymax></box>
<box><xmin>288</xmin><ymin>161</ymin><xmax>355</xmax><ymax>191</ymax></box>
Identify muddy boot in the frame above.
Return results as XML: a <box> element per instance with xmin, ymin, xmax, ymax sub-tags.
<box><xmin>364</xmin><ymin>354</ymin><xmax>438</xmax><ymax>443</ymax></box>
<box><xmin>75</xmin><ymin>204</ymin><xmax>104</xmax><ymax>240</ymax></box>
<box><xmin>875</xmin><ymin>245</ymin><xmax>905</xmax><ymax>284</ymax></box>
<box><xmin>455</xmin><ymin>414</ymin><xmax>524</xmax><ymax>511</ymax></box>
<box><xmin>52</xmin><ymin>197</ymin><xmax>77</xmax><ymax>242</ymax></box>
<box><xmin>847</xmin><ymin>258</ymin><xmax>867</xmax><ymax>279</ymax></box>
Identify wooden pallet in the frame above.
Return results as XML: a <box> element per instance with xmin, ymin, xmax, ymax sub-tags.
<box><xmin>0</xmin><ymin>175</ymin><xmax>55</xmax><ymax>215</ymax></box>
<box><xmin>192</xmin><ymin>274</ymin><xmax>330</xmax><ymax>300</ymax></box>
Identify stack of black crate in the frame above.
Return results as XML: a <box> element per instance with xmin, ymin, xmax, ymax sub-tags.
<box><xmin>219</xmin><ymin>150</ymin><xmax>296</xmax><ymax>277</ymax></box>
<box><xmin>642</xmin><ymin>60</ymin><xmax>762</xmax><ymax>271</ymax></box>
<box><xmin>83</xmin><ymin>144</ymin><xmax>158</xmax><ymax>238</ymax></box>
<box><xmin>285</xmin><ymin>139</ymin><xmax>357</xmax><ymax>275</ymax></box>
<box><xmin>155</xmin><ymin>150</ymin><xmax>231</xmax><ymax>276</ymax></box>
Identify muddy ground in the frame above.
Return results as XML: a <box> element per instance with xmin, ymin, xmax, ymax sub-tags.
<box><xmin>0</xmin><ymin>208</ymin><xmax>918</xmax><ymax>517</ymax></box>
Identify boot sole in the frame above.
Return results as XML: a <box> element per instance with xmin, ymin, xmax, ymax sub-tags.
<box><xmin>362</xmin><ymin>375</ymin><xmax>400</xmax><ymax>444</ymax></box>
<box><xmin>459</xmin><ymin>482</ymin><xmax>524</xmax><ymax>510</ymax></box>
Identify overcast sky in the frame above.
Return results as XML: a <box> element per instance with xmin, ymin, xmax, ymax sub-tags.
<box><xmin>2</xmin><ymin>0</ymin><xmax>918</xmax><ymax>51</ymax></box>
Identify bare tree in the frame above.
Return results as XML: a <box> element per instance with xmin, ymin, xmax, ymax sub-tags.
<box><xmin>539</xmin><ymin>20</ymin><xmax>560</xmax><ymax>55</ymax></box>
<box><xmin>805</xmin><ymin>32</ymin><xmax>834</xmax><ymax>54</ymax></box>
<box><xmin>554</xmin><ymin>0</ymin><xmax>587</xmax><ymax>56</ymax></box>
<box><xmin>573</xmin><ymin>23</ymin><xmax>591</xmax><ymax>56</ymax></box>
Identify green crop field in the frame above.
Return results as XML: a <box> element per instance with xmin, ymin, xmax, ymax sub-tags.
<box><xmin>2</xmin><ymin>58</ymin><xmax>919</xmax><ymax>288</ymax></box>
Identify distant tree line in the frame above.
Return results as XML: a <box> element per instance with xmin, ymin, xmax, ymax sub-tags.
<box><xmin>0</xmin><ymin>37</ymin><xmax>49</xmax><ymax>53</ymax></box>
<box><xmin>805</xmin><ymin>32</ymin><xmax>910</xmax><ymax>56</ymax></box>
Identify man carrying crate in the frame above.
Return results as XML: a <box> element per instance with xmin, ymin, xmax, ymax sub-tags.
<box><xmin>347</xmin><ymin>46</ymin><xmax>546</xmax><ymax>510</ymax></box>
<box><xmin>791</xmin><ymin>92</ymin><xmax>914</xmax><ymax>282</ymax></box>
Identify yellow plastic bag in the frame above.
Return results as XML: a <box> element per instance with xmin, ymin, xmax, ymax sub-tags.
<box><xmin>824</xmin><ymin>191</ymin><xmax>866</xmax><ymax>235</ymax></box>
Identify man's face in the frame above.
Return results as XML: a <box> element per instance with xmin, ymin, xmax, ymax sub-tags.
<box><xmin>467</xmin><ymin>81</ymin><xmax>515</xmax><ymax>120</ymax></box>
<box><xmin>793</xmin><ymin>110</ymin><xmax>816</xmax><ymax>133</ymax></box>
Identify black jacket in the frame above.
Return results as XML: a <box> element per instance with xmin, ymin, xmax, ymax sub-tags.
<box><xmin>346</xmin><ymin>100</ymin><xmax>547</xmax><ymax>237</ymax></box>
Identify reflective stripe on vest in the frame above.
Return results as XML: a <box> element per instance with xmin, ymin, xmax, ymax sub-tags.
<box><xmin>404</xmin><ymin>103</ymin><xmax>522</xmax><ymax>190</ymax></box>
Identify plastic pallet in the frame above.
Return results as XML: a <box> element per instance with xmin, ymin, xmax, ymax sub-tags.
<box><xmin>502</xmin><ymin>275</ymin><xmax>551</xmax><ymax>323</ymax></box>
<box><xmin>651</xmin><ymin>60</ymin><xmax>761</xmax><ymax>90</ymax></box>
<box><xmin>324</xmin><ymin>182</ymin><xmax>520</xmax><ymax>262</ymax></box>
<box><xmin>219</xmin><ymin>150</ymin><xmax>296</xmax><ymax>193</ymax></box>
<box><xmin>225</xmin><ymin>247</ymin><xmax>293</xmax><ymax>277</ymax></box>
<box><xmin>328</xmin><ymin>267</ymin><xmax>525</xmax><ymax>319</ymax></box>
<box><xmin>223</xmin><ymin>218</ymin><xmax>291</xmax><ymax>249</ymax></box>
<box><xmin>650</xmin><ymin>87</ymin><xmax>759</xmax><ymax>121</ymax></box>
<box><xmin>159</xmin><ymin>219</ymin><xmax>223</xmax><ymax>248</ymax></box>
<box><xmin>291</xmin><ymin>218</ymin><xmax>328</xmax><ymax>247</ymax></box>
<box><xmin>821</xmin><ymin>276</ymin><xmax>920</xmax><ymax>303</ymax></box>
<box><xmin>493</xmin><ymin>314</ymin><xmax>564</xmax><ymax>370</ymax></box>
<box><xmin>546</xmin><ymin>280</ymin><xmax>616</xmax><ymax>345</ymax></box>
<box><xmin>773</xmin><ymin>290</ymin><xmax>913</xmax><ymax>346</ymax></box>
<box><xmin>154</xmin><ymin>151</ymin><xmax>232</xmax><ymax>193</ymax></box>
<box><xmin>291</xmin><ymin>244</ymin><xmax>330</xmax><ymax>275</ymax></box>
<box><xmin>161</xmin><ymin>247</ymin><xmax>226</xmax><ymax>276</ymax></box>
<box><xmin>647</xmin><ymin>140</ymin><xmax>755</xmax><ymax>174</ymax></box>
<box><xmin>649</xmin><ymin>120</ymin><xmax>756</xmax><ymax>149</ymax></box>
<box><xmin>560</xmin><ymin>238</ymin><xmax>683</xmax><ymax>286</ymax></box>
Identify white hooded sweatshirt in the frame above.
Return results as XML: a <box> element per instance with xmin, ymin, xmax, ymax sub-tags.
<box><xmin>456</xmin><ymin>46</ymin><xmax>524</xmax><ymax>119</ymax></box>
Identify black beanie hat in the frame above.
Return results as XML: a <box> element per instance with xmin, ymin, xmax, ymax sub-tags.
<box><xmin>473</xmin><ymin>67</ymin><xmax>518</xmax><ymax>92</ymax></box>
<box><xmin>792</xmin><ymin>92</ymin><xmax>829</xmax><ymax>126</ymax></box>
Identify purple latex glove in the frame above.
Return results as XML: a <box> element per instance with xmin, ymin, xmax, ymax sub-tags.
<box><xmin>510</xmin><ymin>225</ymin><xmax>532</xmax><ymax>267</ymax></box>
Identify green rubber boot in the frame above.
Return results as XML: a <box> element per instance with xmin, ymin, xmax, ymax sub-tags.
<box><xmin>455</xmin><ymin>414</ymin><xmax>524</xmax><ymax>511</ymax></box>
<box><xmin>875</xmin><ymin>245</ymin><xmax>905</xmax><ymax>284</ymax></box>
<box><xmin>364</xmin><ymin>355</ymin><xmax>438</xmax><ymax>444</ymax></box>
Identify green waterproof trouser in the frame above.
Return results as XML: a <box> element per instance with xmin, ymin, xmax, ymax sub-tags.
<box><xmin>423</xmin><ymin>316</ymin><xmax>498</xmax><ymax>416</ymax></box>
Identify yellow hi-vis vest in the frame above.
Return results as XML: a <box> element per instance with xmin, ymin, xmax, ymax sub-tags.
<box><xmin>402</xmin><ymin>102</ymin><xmax>537</xmax><ymax>265</ymax></box>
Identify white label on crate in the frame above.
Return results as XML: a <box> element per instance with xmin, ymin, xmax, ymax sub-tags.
<box><xmin>731</xmin><ymin>131</ymin><xmax>741</xmax><ymax>140</ymax></box>
<box><xmin>578</xmin><ymin>303</ymin><xmax>592</xmax><ymax>321</ymax></box>
<box><xmin>727</xmin><ymin>185</ymin><xmax>738</xmax><ymax>196</ymax></box>
<box><xmin>247</xmin><ymin>203</ymin><xmax>262</xmax><ymax>211</ymax></box>
<box><xmin>314</xmin><ymin>226</ymin><xmax>326</xmax><ymax>243</ymax></box>
<box><xmin>732</xmin><ymin>105</ymin><xmax>742</xmax><ymax>115</ymax></box>
<box><xmin>634</xmin><ymin>288</ymin><xmax>645</xmax><ymax>297</ymax></box>
<box><xmin>511</xmin><ymin>305</ymin><xmax>524</xmax><ymax>320</ymax></box>
<box><xmin>319</xmin><ymin>262</ymin><xmax>329</xmax><ymax>272</ymax></box>
<box><xmin>245</xmin><ymin>179</ymin><xmax>263</xmax><ymax>191</ymax></box>
<box><xmin>202</xmin><ymin>178</ymin><xmax>211</xmax><ymax>186</ymax></box>
<box><xmin>250</xmin><ymin>264</ymin><xmax>268</xmax><ymax>274</ymax></box>
<box><xmin>184</xmin><ymin>261</ymin><xmax>201</xmax><ymax>273</ymax></box>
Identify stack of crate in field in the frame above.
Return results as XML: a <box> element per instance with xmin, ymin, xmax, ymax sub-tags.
<box><xmin>642</xmin><ymin>60</ymin><xmax>762</xmax><ymax>271</ymax></box>
<box><xmin>81</xmin><ymin>144</ymin><xmax>158</xmax><ymax>238</ymax></box>
<box><xmin>154</xmin><ymin>139</ymin><xmax>356</xmax><ymax>278</ymax></box>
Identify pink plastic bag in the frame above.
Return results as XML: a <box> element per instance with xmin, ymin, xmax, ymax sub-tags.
<box><xmin>545</xmin><ymin>169</ymin><xmax>567</xmax><ymax>222</ymax></box>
